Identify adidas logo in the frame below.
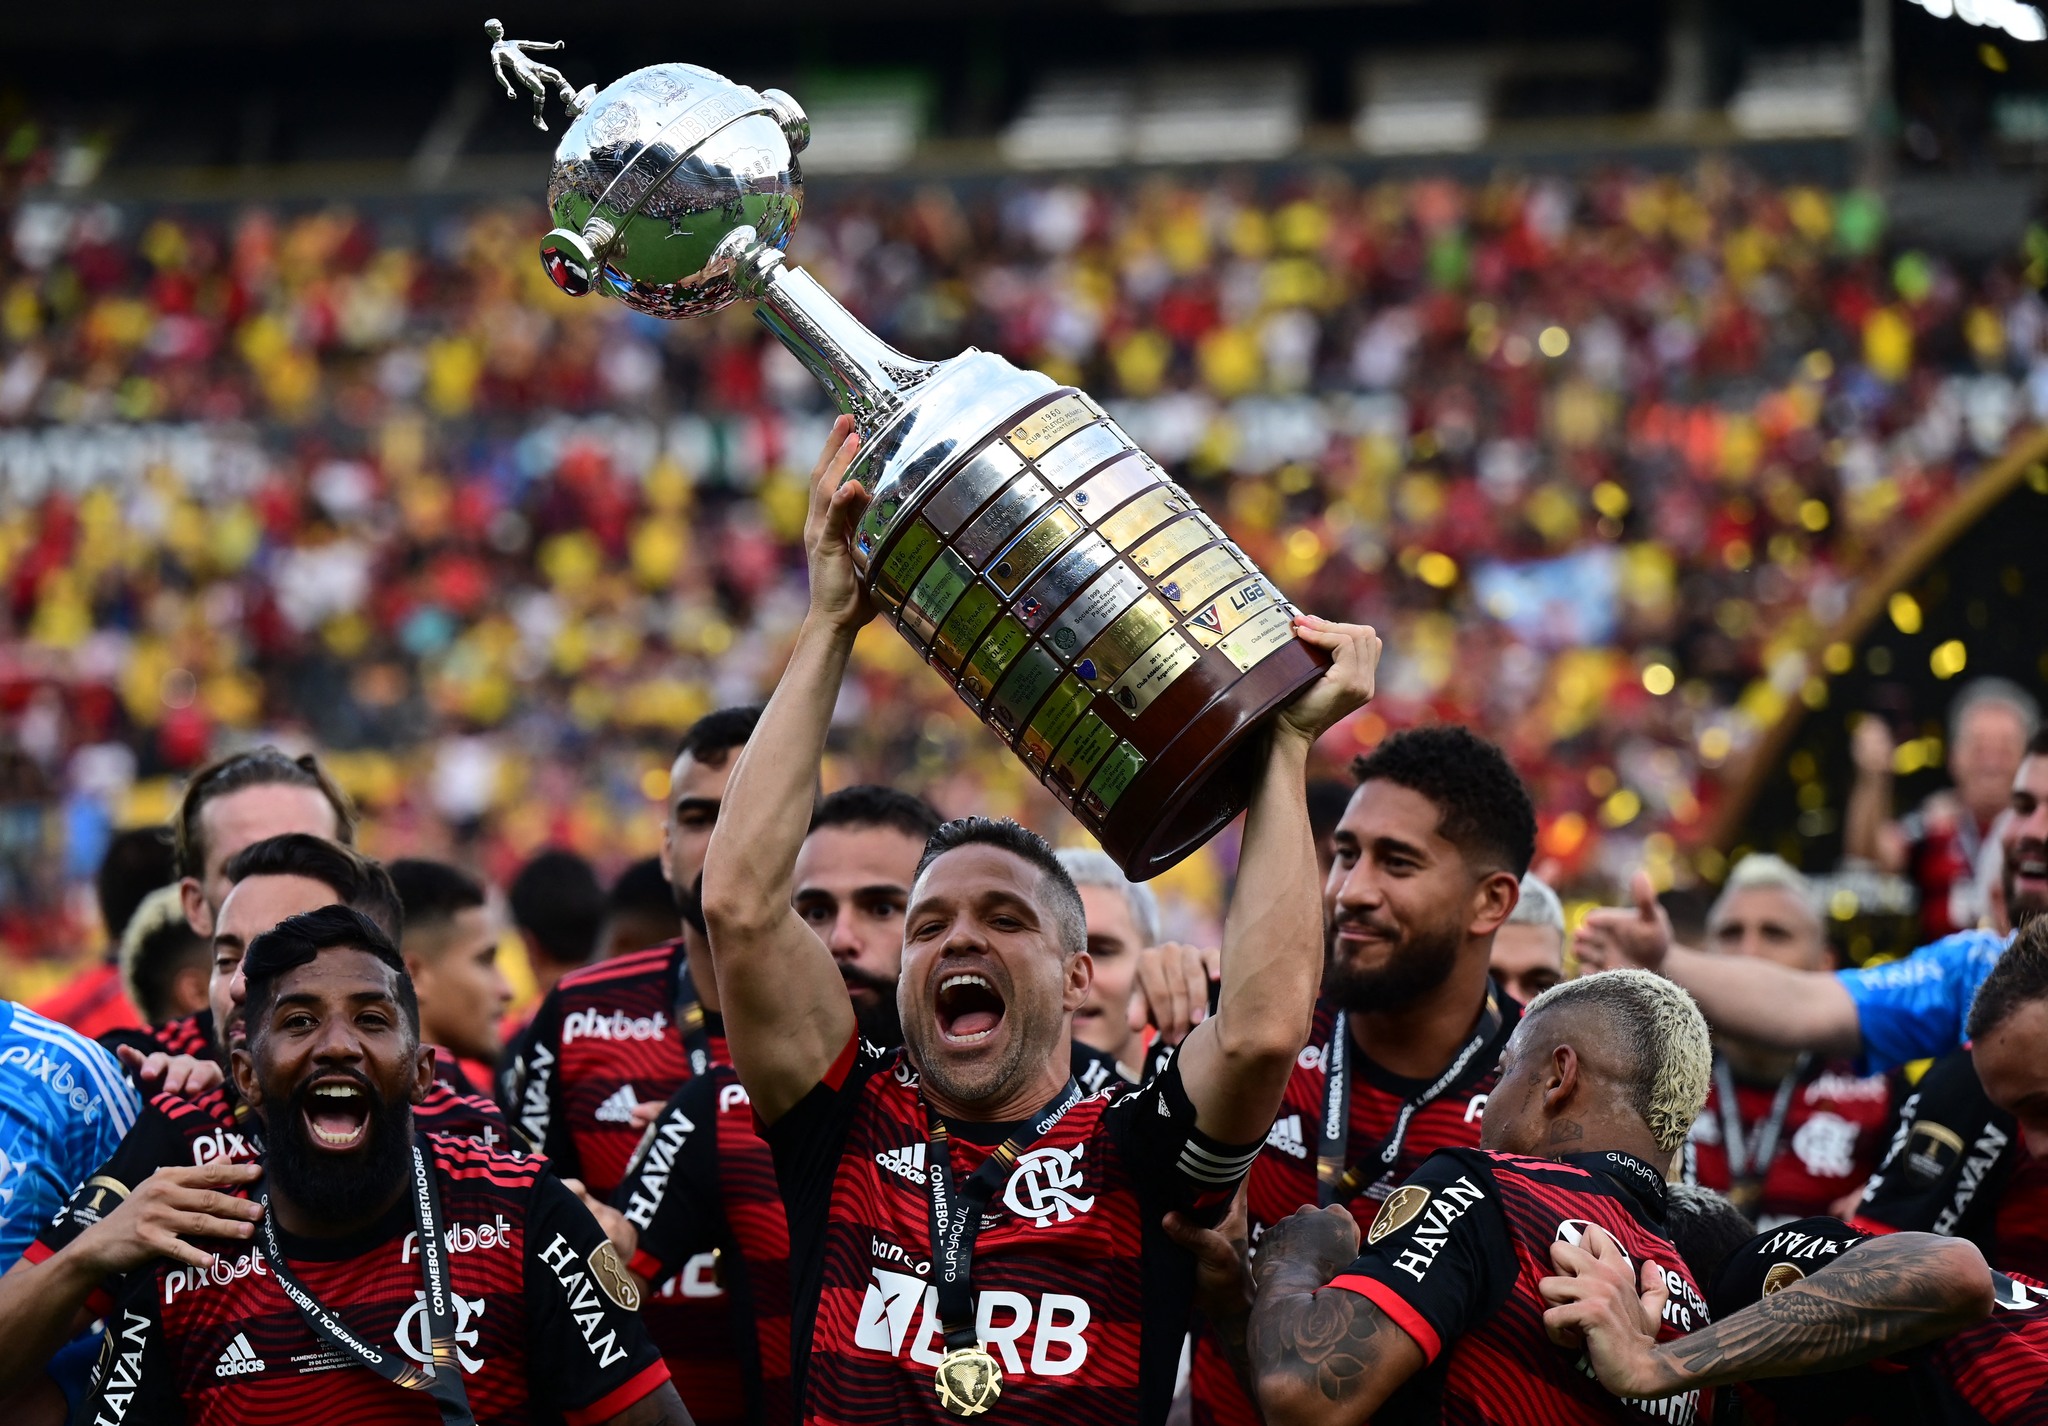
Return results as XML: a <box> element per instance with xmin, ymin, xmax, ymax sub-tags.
<box><xmin>875</xmin><ymin>1144</ymin><xmax>927</xmax><ymax>1185</ymax></box>
<box><xmin>215</xmin><ymin>1332</ymin><xmax>266</xmax><ymax>1377</ymax></box>
<box><xmin>595</xmin><ymin>1085</ymin><xmax>640</xmax><ymax>1124</ymax></box>
<box><xmin>1265</xmin><ymin>1114</ymin><xmax>1308</xmax><ymax>1160</ymax></box>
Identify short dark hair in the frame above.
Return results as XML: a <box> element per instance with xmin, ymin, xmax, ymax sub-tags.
<box><xmin>811</xmin><ymin>785</ymin><xmax>944</xmax><ymax>842</ymax></box>
<box><xmin>97</xmin><ymin>826</ymin><xmax>177</xmax><ymax>942</ymax></box>
<box><xmin>913</xmin><ymin>817</ymin><xmax>1086</xmax><ymax>957</ymax></box>
<box><xmin>1967</xmin><ymin>916</ymin><xmax>2048</xmax><ymax>1042</ymax></box>
<box><xmin>508</xmin><ymin>849</ymin><xmax>604</xmax><ymax>967</ymax></box>
<box><xmin>222</xmin><ymin>834</ymin><xmax>403</xmax><ymax>943</ymax></box>
<box><xmin>674</xmin><ymin>705</ymin><xmax>763</xmax><ymax>766</ymax></box>
<box><xmin>2032</xmin><ymin>727</ymin><xmax>2048</xmax><ymax>757</ymax></box>
<box><xmin>1349</xmin><ymin>726</ymin><xmax>1536</xmax><ymax>877</ymax></box>
<box><xmin>120</xmin><ymin>887</ymin><xmax>207</xmax><ymax>1024</ymax></box>
<box><xmin>388</xmin><ymin>859</ymin><xmax>487</xmax><ymax>935</ymax></box>
<box><xmin>1663</xmin><ymin>1183</ymin><xmax>1757</xmax><ymax>1291</ymax></box>
<box><xmin>607</xmin><ymin>856</ymin><xmax>673</xmax><ymax>917</ymax></box>
<box><xmin>243</xmin><ymin>905</ymin><xmax>418</xmax><ymax>1046</ymax></box>
<box><xmin>175</xmin><ymin>747</ymin><xmax>356</xmax><ymax>880</ymax></box>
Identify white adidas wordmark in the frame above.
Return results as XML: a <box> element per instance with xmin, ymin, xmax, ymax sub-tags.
<box><xmin>1266</xmin><ymin>1114</ymin><xmax>1308</xmax><ymax>1160</ymax></box>
<box><xmin>875</xmin><ymin>1144</ymin><xmax>928</xmax><ymax>1185</ymax></box>
<box><xmin>215</xmin><ymin>1332</ymin><xmax>266</xmax><ymax>1377</ymax></box>
<box><xmin>595</xmin><ymin>1085</ymin><xmax>641</xmax><ymax>1124</ymax></box>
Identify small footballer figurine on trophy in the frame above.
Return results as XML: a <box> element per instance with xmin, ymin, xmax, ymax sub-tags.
<box><xmin>497</xmin><ymin>34</ymin><xmax>1329</xmax><ymax>877</ymax></box>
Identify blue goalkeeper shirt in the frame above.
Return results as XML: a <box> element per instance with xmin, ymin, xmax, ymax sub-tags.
<box><xmin>1836</xmin><ymin>928</ymin><xmax>2011</xmax><ymax>1074</ymax></box>
<box><xmin>0</xmin><ymin>999</ymin><xmax>139</xmax><ymax>1268</ymax></box>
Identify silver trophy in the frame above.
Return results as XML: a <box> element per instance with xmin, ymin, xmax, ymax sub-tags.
<box><xmin>515</xmin><ymin>42</ymin><xmax>1326</xmax><ymax>877</ymax></box>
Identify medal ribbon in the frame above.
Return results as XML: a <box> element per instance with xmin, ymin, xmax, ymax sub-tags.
<box><xmin>257</xmin><ymin>1133</ymin><xmax>475</xmax><ymax>1426</ymax></box>
<box><xmin>673</xmin><ymin>953</ymin><xmax>713</xmax><ymax>1077</ymax></box>
<box><xmin>1714</xmin><ymin>1053</ymin><xmax>1811</xmax><ymax>1196</ymax></box>
<box><xmin>924</xmin><ymin>1078</ymin><xmax>1084</xmax><ymax>1353</ymax></box>
<box><xmin>1317</xmin><ymin>993</ymin><xmax>1503</xmax><ymax>1206</ymax></box>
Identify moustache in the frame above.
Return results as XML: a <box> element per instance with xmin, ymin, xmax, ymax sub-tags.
<box><xmin>839</xmin><ymin>964</ymin><xmax>897</xmax><ymax>996</ymax></box>
<box><xmin>1332</xmin><ymin>913</ymin><xmax>1400</xmax><ymax>941</ymax></box>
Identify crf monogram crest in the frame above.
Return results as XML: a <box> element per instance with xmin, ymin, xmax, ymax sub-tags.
<box><xmin>1001</xmin><ymin>1144</ymin><xmax>1094</xmax><ymax>1227</ymax></box>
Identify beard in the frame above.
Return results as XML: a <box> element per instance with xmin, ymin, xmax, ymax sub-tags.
<box><xmin>1323</xmin><ymin>912</ymin><xmax>1462</xmax><ymax>1016</ymax></box>
<box><xmin>2005</xmin><ymin>837</ymin><xmax>2047</xmax><ymax>930</ymax></box>
<box><xmin>260</xmin><ymin>1069</ymin><xmax>415</xmax><ymax>1224</ymax></box>
<box><xmin>846</xmin><ymin>965</ymin><xmax>905</xmax><ymax>1047</ymax></box>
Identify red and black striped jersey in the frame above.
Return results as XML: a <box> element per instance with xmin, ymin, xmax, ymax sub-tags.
<box><xmin>79</xmin><ymin>1132</ymin><xmax>670</xmax><ymax>1426</ymax></box>
<box><xmin>30</xmin><ymin>1081</ymin><xmax>511</xmax><ymax>1311</ymax></box>
<box><xmin>767</xmin><ymin>1034</ymin><xmax>1261</xmax><ymax>1426</ymax></box>
<box><xmin>1189</xmin><ymin>991</ymin><xmax>1514</xmax><ymax>1426</ymax></box>
<box><xmin>497</xmin><ymin>942</ymin><xmax>746</xmax><ymax>1423</ymax></box>
<box><xmin>1852</xmin><ymin>1049</ymin><xmax>2048</xmax><ymax>1282</ymax></box>
<box><xmin>1328</xmin><ymin>1147</ymin><xmax>1714</xmax><ymax>1426</ymax></box>
<box><xmin>1684</xmin><ymin>1056</ymin><xmax>1895</xmax><ymax>1231</ymax></box>
<box><xmin>35</xmin><ymin>962</ymin><xmax>143</xmax><ymax>1041</ymax></box>
<box><xmin>100</xmin><ymin>1008</ymin><xmax>219</xmax><ymax>1074</ymax></box>
<box><xmin>616</xmin><ymin>1056</ymin><xmax>796</xmax><ymax>1426</ymax></box>
<box><xmin>1711</xmin><ymin>1216</ymin><xmax>2048</xmax><ymax>1424</ymax></box>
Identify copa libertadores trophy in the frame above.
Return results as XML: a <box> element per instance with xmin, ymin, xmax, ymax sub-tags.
<box><xmin>504</xmin><ymin>29</ymin><xmax>1327</xmax><ymax>877</ymax></box>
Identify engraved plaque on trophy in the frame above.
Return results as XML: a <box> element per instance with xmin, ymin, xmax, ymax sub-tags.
<box><xmin>511</xmin><ymin>42</ymin><xmax>1328</xmax><ymax>877</ymax></box>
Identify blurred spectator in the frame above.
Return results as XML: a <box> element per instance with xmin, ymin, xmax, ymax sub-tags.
<box><xmin>116</xmin><ymin>882</ymin><xmax>207</xmax><ymax>1026</ymax></box>
<box><xmin>506</xmin><ymin>847</ymin><xmax>603</xmax><ymax>1001</ymax></box>
<box><xmin>26</xmin><ymin>825</ymin><xmax>173</xmax><ymax>1036</ymax></box>
<box><xmin>1845</xmin><ymin>678</ymin><xmax>2041</xmax><ymax>939</ymax></box>
<box><xmin>1491</xmin><ymin>871</ymin><xmax>1566</xmax><ymax>1005</ymax></box>
<box><xmin>390</xmin><ymin>857</ymin><xmax>512</xmax><ymax>1087</ymax></box>
<box><xmin>1683</xmin><ymin>852</ymin><xmax>1894</xmax><ymax>1227</ymax></box>
<box><xmin>1056</xmin><ymin>846</ymin><xmax>1161</xmax><ymax>1081</ymax></box>
<box><xmin>602</xmin><ymin>854</ymin><xmax>678</xmax><ymax>959</ymax></box>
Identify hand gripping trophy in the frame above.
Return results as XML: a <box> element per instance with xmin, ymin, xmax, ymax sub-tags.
<box><xmin>497</xmin><ymin>33</ymin><xmax>1331</xmax><ymax>878</ymax></box>
<box><xmin>485</xmin><ymin>19</ymin><xmax>595</xmax><ymax>131</ymax></box>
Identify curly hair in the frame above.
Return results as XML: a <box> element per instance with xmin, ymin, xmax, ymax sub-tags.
<box><xmin>1967</xmin><ymin>915</ymin><xmax>2048</xmax><ymax>1043</ymax></box>
<box><xmin>1350</xmin><ymin>725</ymin><xmax>1536</xmax><ymax>877</ymax></box>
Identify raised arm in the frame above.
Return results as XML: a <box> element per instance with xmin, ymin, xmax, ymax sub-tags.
<box><xmin>1542</xmin><ymin>1229</ymin><xmax>1993</xmax><ymax>1399</ymax></box>
<box><xmin>1170</xmin><ymin>617</ymin><xmax>1379</xmax><ymax>1143</ymax></box>
<box><xmin>1574</xmin><ymin>872</ymin><xmax>1861</xmax><ymax>1058</ymax></box>
<box><xmin>700</xmin><ymin>416</ymin><xmax>866</xmax><ymax>1124</ymax></box>
<box><xmin>1247</xmin><ymin>1204</ymin><xmax>1426</xmax><ymax>1426</ymax></box>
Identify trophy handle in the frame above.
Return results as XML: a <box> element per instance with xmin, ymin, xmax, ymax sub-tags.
<box><xmin>723</xmin><ymin>232</ymin><xmax>938</xmax><ymax>432</ymax></box>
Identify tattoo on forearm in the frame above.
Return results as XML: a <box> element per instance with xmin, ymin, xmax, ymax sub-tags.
<box><xmin>1656</xmin><ymin>1237</ymin><xmax>1981</xmax><ymax>1390</ymax></box>
<box><xmin>1250</xmin><ymin>1287</ymin><xmax>1394</xmax><ymax>1405</ymax></box>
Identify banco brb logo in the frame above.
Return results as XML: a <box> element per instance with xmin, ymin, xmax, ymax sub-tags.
<box><xmin>1002</xmin><ymin>1145</ymin><xmax>1094</xmax><ymax>1227</ymax></box>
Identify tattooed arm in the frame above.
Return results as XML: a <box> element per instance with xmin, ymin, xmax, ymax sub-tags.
<box><xmin>1542</xmin><ymin>1229</ymin><xmax>1994</xmax><ymax>1398</ymax></box>
<box><xmin>1246</xmin><ymin>1206</ymin><xmax>1428</xmax><ymax>1426</ymax></box>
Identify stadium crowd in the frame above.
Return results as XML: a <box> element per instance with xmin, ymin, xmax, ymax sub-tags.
<box><xmin>4</xmin><ymin>160</ymin><xmax>2046</xmax><ymax>976</ymax></box>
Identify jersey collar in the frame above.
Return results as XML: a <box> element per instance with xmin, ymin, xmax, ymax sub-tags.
<box><xmin>1561</xmin><ymin>1150</ymin><xmax>1670</xmax><ymax>1222</ymax></box>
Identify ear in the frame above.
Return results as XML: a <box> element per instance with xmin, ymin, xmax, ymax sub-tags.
<box><xmin>411</xmin><ymin>1041</ymin><xmax>436</xmax><ymax>1107</ymax></box>
<box><xmin>1541</xmin><ymin>1043</ymin><xmax>1582</xmax><ymax>1118</ymax></box>
<box><xmin>180</xmin><ymin>878</ymin><xmax>212</xmax><ymax>938</ymax></box>
<box><xmin>1469</xmin><ymin>869</ymin><xmax>1521</xmax><ymax>940</ymax></box>
<box><xmin>659</xmin><ymin>823</ymin><xmax>675</xmax><ymax>882</ymax></box>
<box><xmin>231</xmin><ymin>1044</ymin><xmax>262</xmax><ymax>1108</ymax></box>
<box><xmin>1062</xmin><ymin>949</ymin><xmax>1094</xmax><ymax>1014</ymax></box>
<box><xmin>171</xmin><ymin>963</ymin><xmax>210</xmax><ymax>1018</ymax></box>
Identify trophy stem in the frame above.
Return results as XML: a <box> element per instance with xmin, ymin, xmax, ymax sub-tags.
<box><xmin>740</xmin><ymin>247</ymin><xmax>939</xmax><ymax>431</ymax></box>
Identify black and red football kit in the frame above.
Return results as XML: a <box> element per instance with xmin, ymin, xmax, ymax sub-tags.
<box><xmin>1710</xmin><ymin>1216</ymin><xmax>2048</xmax><ymax>1424</ymax></box>
<box><xmin>35</xmin><ymin>962</ymin><xmax>144</xmax><ymax>1041</ymax></box>
<box><xmin>27</xmin><ymin>1077</ymin><xmax>510</xmax><ymax>1318</ymax></box>
<box><xmin>1326</xmin><ymin>1146</ymin><xmax>1715</xmax><ymax>1426</ymax></box>
<box><xmin>1189</xmin><ymin>989</ymin><xmax>1516</xmax><ymax>1426</ymax></box>
<box><xmin>1852</xmin><ymin>1049</ymin><xmax>2048</xmax><ymax>1282</ymax></box>
<box><xmin>79</xmin><ymin>1132</ymin><xmax>670</xmax><ymax>1426</ymax></box>
<box><xmin>498</xmin><ymin>941</ymin><xmax>747</xmax><ymax>1423</ymax></box>
<box><xmin>99</xmin><ymin>1009</ymin><xmax>218</xmax><ymax>1077</ymax></box>
<box><xmin>767</xmin><ymin>1034</ymin><xmax>1262</xmax><ymax>1426</ymax></box>
<box><xmin>1683</xmin><ymin>1054</ymin><xmax>1895</xmax><ymax>1230</ymax></box>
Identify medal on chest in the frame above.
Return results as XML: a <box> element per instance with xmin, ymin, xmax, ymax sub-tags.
<box><xmin>935</xmin><ymin>1343</ymin><xmax>1004</xmax><ymax>1417</ymax></box>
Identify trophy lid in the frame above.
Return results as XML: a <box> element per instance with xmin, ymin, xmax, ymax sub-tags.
<box><xmin>543</xmin><ymin>63</ymin><xmax>808</xmax><ymax>318</ymax></box>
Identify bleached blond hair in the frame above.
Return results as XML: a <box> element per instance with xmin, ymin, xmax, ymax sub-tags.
<box><xmin>1524</xmin><ymin>969</ymin><xmax>1712</xmax><ymax>1155</ymax></box>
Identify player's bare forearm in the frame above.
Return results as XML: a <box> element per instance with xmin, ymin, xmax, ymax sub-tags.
<box><xmin>700</xmin><ymin>615</ymin><xmax>858</xmax><ymax>1122</ymax></box>
<box><xmin>1249</xmin><ymin>1267</ymin><xmax>1418</xmax><ymax>1426</ymax></box>
<box><xmin>0</xmin><ymin>1255</ymin><xmax>99</xmax><ymax>1395</ymax></box>
<box><xmin>1660</xmin><ymin>945</ymin><xmax>1862</xmax><ymax>1058</ymax></box>
<box><xmin>1629</xmin><ymin>1235</ymin><xmax>1991</xmax><ymax>1396</ymax></box>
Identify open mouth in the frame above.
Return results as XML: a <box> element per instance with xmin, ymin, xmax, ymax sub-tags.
<box><xmin>934</xmin><ymin>970</ymin><xmax>1007</xmax><ymax>1047</ymax></box>
<box><xmin>300</xmin><ymin>1077</ymin><xmax>373</xmax><ymax>1151</ymax></box>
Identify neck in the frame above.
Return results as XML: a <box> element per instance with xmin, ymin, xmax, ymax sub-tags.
<box><xmin>1720</xmin><ymin>1037</ymin><xmax>1802</xmax><ymax>1084</ymax></box>
<box><xmin>1349</xmin><ymin>953</ymin><xmax>1493</xmax><ymax>1079</ymax></box>
<box><xmin>1541</xmin><ymin>1118</ymin><xmax>1670</xmax><ymax>1177</ymax></box>
<box><xmin>531</xmin><ymin>957</ymin><xmax>572</xmax><ymax>1001</ymax></box>
<box><xmin>921</xmin><ymin>1040</ymin><xmax>1072</xmax><ymax>1123</ymax></box>
<box><xmin>267</xmin><ymin>1163</ymin><xmax>409</xmax><ymax>1241</ymax></box>
<box><xmin>681</xmin><ymin>926</ymin><xmax>721</xmax><ymax>1013</ymax></box>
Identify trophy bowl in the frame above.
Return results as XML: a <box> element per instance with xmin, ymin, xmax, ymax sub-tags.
<box><xmin>521</xmin><ymin>47</ymin><xmax>1329</xmax><ymax>877</ymax></box>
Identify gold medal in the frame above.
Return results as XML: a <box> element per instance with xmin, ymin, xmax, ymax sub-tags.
<box><xmin>935</xmin><ymin>1344</ymin><xmax>1004</xmax><ymax>1417</ymax></box>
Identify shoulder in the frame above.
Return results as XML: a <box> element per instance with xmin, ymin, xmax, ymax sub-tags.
<box><xmin>430</xmin><ymin>1131</ymin><xmax>547</xmax><ymax>1190</ymax></box>
<box><xmin>556</xmin><ymin>945</ymin><xmax>672</xmax><ymax>997</ymax></box>
<box><xmin>2</xmin><ymin>1002</ymin><xmax>139</xmax><ymax>1136</ymax></box>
